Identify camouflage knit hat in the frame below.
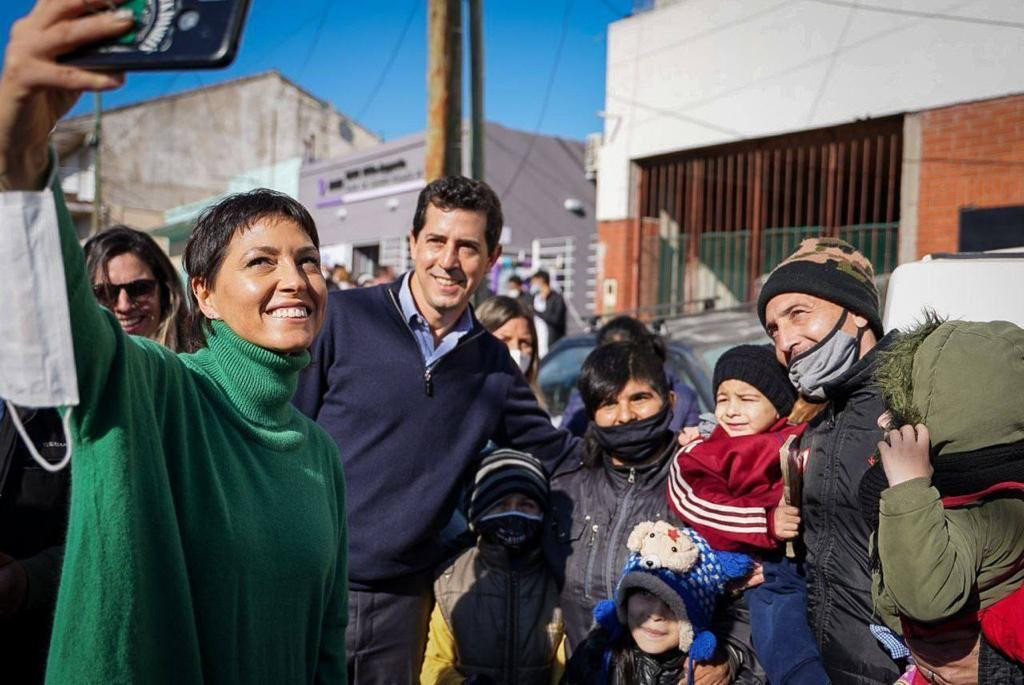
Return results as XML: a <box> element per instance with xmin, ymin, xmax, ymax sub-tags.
<box><xmin>757</xmin><ymin>238</ymin><xmax>882</xmax><ymax>337</ymax></box>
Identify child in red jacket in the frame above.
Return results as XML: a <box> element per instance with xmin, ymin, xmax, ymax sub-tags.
<box><xmin>668</xmin><ymin>344</ymin><xmax>828</xmax><ymax>685</ymax></box>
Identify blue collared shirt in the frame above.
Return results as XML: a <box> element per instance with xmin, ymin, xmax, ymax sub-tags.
<box><xmin>398</xmin><ymin>272</ymin><xmax>474</xmax><ymax>369</ymax></box>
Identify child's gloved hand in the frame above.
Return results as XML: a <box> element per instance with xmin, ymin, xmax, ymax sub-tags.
<box><xmin>877</xmin><ymin>424</ymin><xmax>933</xmax><ymax>487</ymax></box>
<box><xmin>772</xmin><ymin>497</ymin><xmax>801</xmax><ymax>540</ymax></box>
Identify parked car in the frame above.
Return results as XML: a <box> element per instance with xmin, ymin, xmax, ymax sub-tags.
<box><xmin>538</xmin><ymin>305</ymin><xmax>768</xmax><ymax>421</ymax></box>
<box><xmin>883</xmin><ymin>249</ymin><xmax>1024</xmax><ymax>332</ymax></box>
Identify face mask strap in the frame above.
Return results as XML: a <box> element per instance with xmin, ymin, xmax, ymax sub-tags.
<box><xmin>5</xmin><ymin>400</ymin><xmax>73</xmax><ymax>473</ymax></box>
<box><xmin>788</xmin><ymin>309</ymin><xmax>850</xmax><ymax>368</ymax></box>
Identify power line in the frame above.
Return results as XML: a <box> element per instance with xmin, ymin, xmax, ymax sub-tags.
<box><xmin>625</xmin><ymin>0</ymin><xmax>977</xmax><ymax>129</ymax></box>
<box><xmin>356</xmin><ymin>0</ymin><xmax>421</xmax><ymax>121</ymax></box>
<box><xmin>805</xmin><ymin>0</ymin><xmax>858</xmax><ymax>124</ymax></box>
<box><xmin>501</xmin><ymin>0</ymin><xmax>575</xmax><ymax>199</ymax></box>
<box><xmin>806</xmin><ymin>0</ymin><xmax>1024</xmax><ymax>30</ymax></box>
<box><xmin>297</xmin><ymin>0</ymin><xmax>334</xmax><ymax>79</ymax></box>
<box><xmin>608</xmin><ymin>0</ymin><xmax>796</xmax><ymax>67</ymax></box>
<box><xmin>605</xmin><ymin>92</ymin><xmax>745</xmax><ymax>137</ymax></box>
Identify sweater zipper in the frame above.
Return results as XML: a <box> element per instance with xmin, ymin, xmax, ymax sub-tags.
<box><xmin>583</xmin><ymin>516</ymin><xmax>600</xmax><ymax>600</ymax></box>
<box><xmin>388</xmin><ymin>289</ymin><xmax>486</xmax><ymax>396</ymax></box>
<box><xmin>605</xmin><ymin>468</ymin><xmax>638</xmax><ymax>597</ymax></box>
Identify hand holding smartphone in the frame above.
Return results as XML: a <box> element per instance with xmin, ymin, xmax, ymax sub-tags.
<box><xmin>60</xmin><ymin>0</ymin><xmax>252</xmax><ymax>70</ymax></box>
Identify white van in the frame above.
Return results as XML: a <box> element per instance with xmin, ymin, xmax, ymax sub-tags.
<box><xmin>882</xmin><ymin>249</ymin><xmax>1024</xmax><ymax>333</ymax></box>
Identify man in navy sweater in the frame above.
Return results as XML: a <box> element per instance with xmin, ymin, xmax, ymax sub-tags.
<box><xmin>294</xmin><ymin>176</ymin><xmax>577</xmax><ymax>683</ymax></box>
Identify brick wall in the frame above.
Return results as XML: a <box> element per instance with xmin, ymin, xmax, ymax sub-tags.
<box><xmin>917</xmin><ymin>95</ymin><xmax>1024</xmax><ymax>256</ymax></box>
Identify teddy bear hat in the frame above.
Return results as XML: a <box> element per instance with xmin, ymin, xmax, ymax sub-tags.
<box><xmin>594</xmin><ymin>520</ymin><xmax>752</xmax><ymax>662</ymax></box>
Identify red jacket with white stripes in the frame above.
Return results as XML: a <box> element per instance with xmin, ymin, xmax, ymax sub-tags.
<box><xmin>667</xmin><ymin>418</ymin><xmax>807</xmax><ymax>553</ymax></box>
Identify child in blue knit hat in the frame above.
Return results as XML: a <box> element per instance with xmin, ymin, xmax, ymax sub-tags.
<box><xmin>563</xmin><ymin>520</ymin><xmax>751</xmax><ymax>684</ymax></box>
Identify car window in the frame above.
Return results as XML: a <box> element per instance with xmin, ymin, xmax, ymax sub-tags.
<box><xmin>538</xmin><ymin>344</ymin><xmax>594</xmax><ymax>416</ymax></box>
<box><xmin>666</xmin><ymin>348</ymin><xmax>712</xmax><ymax>412</ymax></box>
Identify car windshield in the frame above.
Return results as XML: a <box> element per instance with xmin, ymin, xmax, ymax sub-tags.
<box><xmin>539</xmin><ymin>342</ymin><xmax>711</xmax><ymax>418</ymax></box>
<box><xmin>538</xmin><ymin>344</ymin><xmax>594</xmax><ymax>417</ymax></box>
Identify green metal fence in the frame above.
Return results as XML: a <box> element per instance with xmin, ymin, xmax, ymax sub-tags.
<box><xmin>657</xmin><ymin>223</ymin><xmax>899</xmax><ymax>312</ymax></box>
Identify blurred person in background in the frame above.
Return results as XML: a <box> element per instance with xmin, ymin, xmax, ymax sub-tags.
<box><xmin>506</xmin><ymin>273</ymin><xmax>533</xmax><ymax>313</ymax></box>
<box><xmin>530</xmin><ymin>270</ymin><xmax>566</xmax><ymax>358</ymax></box>
<box><xmin>561</xmin><ymin>315</ymin><xmax>700</xmax><ymax>437</ymax></box>
<box><xmin>84</xmin><ymin>225</ymin><xmax>189</xmax><ymax>352</ymax></box>
<box><xmin>373</xmin><ymin>264</ymin><xmax>396</xmax><ymax>285</ymax></box>
<box><xmin>331</xmin><ymin>264</ymin><xmax>354</xmax><ymax>290</ymax></box>
<box><xmin>477</xmin><ymin>295</ymin><xmax>545</xmax><ymax>410</ymax></box>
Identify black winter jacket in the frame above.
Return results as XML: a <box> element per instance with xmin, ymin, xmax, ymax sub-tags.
<box><xmin>0</xmin><ymin>406</ymin><xmax>71</xmax><ymax>684</ymax></box>
<box><xmin>801</xmin><ymin>333</ymin><xmax>900</xmax><ymax>685</ymax></box>
<box><xmin>545</xmin><ymin>440</ymin><xmax>764</xmax><ymax>682</ymax></box>
<box><xmin>562</xmin><ymin>627</ymin><xmax>688</xmax><ymax>685</ymax></box>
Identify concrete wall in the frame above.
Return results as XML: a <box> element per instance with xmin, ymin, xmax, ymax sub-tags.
<box><xmin>598</xmin><ymin>0</ymin><xmax>1024</xmax><ymax>221</ymax></box>
<box><xmin>57</xmin><ymin>72</ymin><xmax>378</xmax><ymax>228</ymax></box>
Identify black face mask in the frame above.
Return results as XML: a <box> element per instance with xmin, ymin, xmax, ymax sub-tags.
<box><xmin>476</xmin><ymin>512</ymin><xmax>543</xmax><ymax>552</ymax></box>
<box><xmin>590</xmin><ymin>402</ymin><xmax>674</xmax><ymax>464</ymax></box>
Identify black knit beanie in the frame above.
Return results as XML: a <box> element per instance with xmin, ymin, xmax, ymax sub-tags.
<box><xmin>468</xmin><ymin>449</ymin><xmax>550</xmax><ymax>525</ymax></box>
<box><xmin>757</xmin><ymin>237</ymin><xmax>883</xmax><ymax>338</ymax></box>
<box><xmin>713</xmin><ymin>344</ymin><xmax>796</xmax><ymax>416</ymax></box>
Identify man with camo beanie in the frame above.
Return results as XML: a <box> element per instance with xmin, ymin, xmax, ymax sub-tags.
<box><xmin>759</xmin><ymin>237</ymin><xmax>902</xmax><ymax>684</ymax></box>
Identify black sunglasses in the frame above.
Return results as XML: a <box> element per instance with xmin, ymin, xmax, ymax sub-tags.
<box><xmin>92</xmin><ymin>279</ymin><xmax>159</xmax><ymax>306</ymax></box>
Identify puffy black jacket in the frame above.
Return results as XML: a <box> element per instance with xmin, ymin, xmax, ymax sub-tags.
<box><xmin>801</xmin><ymin>333</ymin><xmax>900</xmax><ymax>685</ymax></box>
<box><xmin>0</xmin><ymin>406</ymin><xmax>71</xmax><ymax>684</ymax></box>
<box><xmin>544</xmin><ymin>441</ymin><xmax>764</xmax><ymax>682</ymax></box>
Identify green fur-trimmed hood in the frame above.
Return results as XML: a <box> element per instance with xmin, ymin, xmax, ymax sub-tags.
<box><xmin>875</xmin><ymin>314</ymin><xmax>1024</xmax><ymax>456</ymax></box>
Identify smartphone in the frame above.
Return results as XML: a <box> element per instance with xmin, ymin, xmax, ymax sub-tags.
<box><xmin>61</xmin><ymin>0</ymin><xmax>252</xmax><ymax>71</ymax></box>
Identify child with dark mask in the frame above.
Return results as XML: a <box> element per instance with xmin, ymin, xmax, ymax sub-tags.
<box><xmin>421</xmin><ymin>449</ymin><xmax>565</xmax><ymax>684</ymax></box>
<box><xmin>668</xmin><ymin>344</ymin><xmax>828</xmax><ymax>685</ymax></box>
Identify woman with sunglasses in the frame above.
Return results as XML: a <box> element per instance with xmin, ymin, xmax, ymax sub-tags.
<box><xmin>0</xmin><ymin>3</ymin><xmax>346</xmax><ymax>683</ymax></box>
<box><xmin>84</xmin><ymin>226</ymin><xmax>189</xmax><ymax>351</ymax></box>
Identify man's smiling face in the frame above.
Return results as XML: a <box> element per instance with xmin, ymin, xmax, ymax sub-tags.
<box><xmin>408</xmin><ymin>203</ymin><xmax>498</xmax><ymax>324</ymax></box>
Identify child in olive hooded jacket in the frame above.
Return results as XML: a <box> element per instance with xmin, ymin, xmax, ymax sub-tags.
<box><xmin>864</xmin><ymin>317</ymin><xmax>1024</xmax><ymax>684</ymax></box>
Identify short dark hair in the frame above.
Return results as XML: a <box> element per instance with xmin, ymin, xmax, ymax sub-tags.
<box><xmin>578</xmin><ymin>341</ymin><xmax>670</xmax><ymax>419</ymax></box>
<box><xmin>84</xmin><ymin>225</ymin><xmax>189</xmax><ymax>352</ymax></box>
<box><xmin>578</xmin><ymin>341</ymin><xmax>671</xmax><ymax>467</ymax></box>
<box><xmin>507</xmin><ymin>275</ymin><xmax>523</xmax><ymax>286</ymax></box>
<box><xmin>412</xmin><ymin>176</ymin><xmax>503</xmax><ymax>253</ymax></box>
<box><xmin>182</xmin><ymin>189</ymin><xmax>319</xmax><ymax>351</ymax></box>
<box><xmin>532</xmin><ymin>270</ymin><xmax>550</xmax><ymax>285</ymax></box>
<box><xmin>596</xmin><ymin>315</ymin><xmax>667</xmax><ymax>362</ymax></box>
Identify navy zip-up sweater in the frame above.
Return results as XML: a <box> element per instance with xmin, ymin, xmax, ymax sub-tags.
<box><xmin>294</xmin><ymin>281</ymin><xmax>578</xmax><ymax>589</ymax></box>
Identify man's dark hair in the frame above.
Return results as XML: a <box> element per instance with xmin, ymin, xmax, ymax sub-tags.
<box><xmin>412</xmin><ymin>176</ymin><xmax>503</xmax><ymax>253</ymax></box>
<box><xmin>183</xmin><ymin>188</ymin><xmax>320</xmax><ymax>351</ymax></box>
<box><xmin>532</xmin><ymin>270</ymin><xmax>551</xmax><ymax>285</ymax></box>
<box><xmin>507</xmin><ymin>275</ymin><xmax>523</xmax><ymax>286</ymax></box>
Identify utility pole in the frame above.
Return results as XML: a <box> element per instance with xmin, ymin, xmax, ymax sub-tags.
<box><xmin>425</xmin><ymin>0</ymin><xmax>462</xmax><ymax>181</ymax></box>
<box><xmin>90</xmin><ymin>92</ymin><xmax>103</xmax><ymax>235</ymax></box>
<box><xmin>468</xmin><ymin>0</ymin><xmax>484</xmax><ymax>180</ymax></box>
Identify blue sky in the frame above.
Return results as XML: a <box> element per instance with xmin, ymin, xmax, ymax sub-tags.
<box><xmin>1</xmin><ymin>0</ymin><xmax>630</xmax><ymax>141</ymax></box>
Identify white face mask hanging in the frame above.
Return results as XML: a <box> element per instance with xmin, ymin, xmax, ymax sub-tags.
<box><xmin>0</xmin><ymin>188</ymin><xmax>78</xmax><ymax>472</ymax></box>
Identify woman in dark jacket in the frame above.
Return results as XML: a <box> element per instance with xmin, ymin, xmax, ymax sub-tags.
<box><xmin>544</xmin><ymin>342</ymin><xmax>763</xmax><ymax>683</ymax></box>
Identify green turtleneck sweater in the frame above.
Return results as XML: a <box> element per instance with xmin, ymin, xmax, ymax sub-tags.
<box><xmin>42</xmin><ymin>180</ymin><xmax>347</xmax><ymax>683</ymax></box>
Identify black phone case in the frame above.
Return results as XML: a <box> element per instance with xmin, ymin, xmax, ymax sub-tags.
<box><xmin>60</xmin><ymin>0</ymin><xmax>252</xmax><ymax>71</ymax></box>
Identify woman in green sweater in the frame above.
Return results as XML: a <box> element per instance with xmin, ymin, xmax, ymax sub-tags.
<box><xmin>0</xmin><ymin>3</ymin><xmax>347</xmax><ymax>683</ymax></box>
